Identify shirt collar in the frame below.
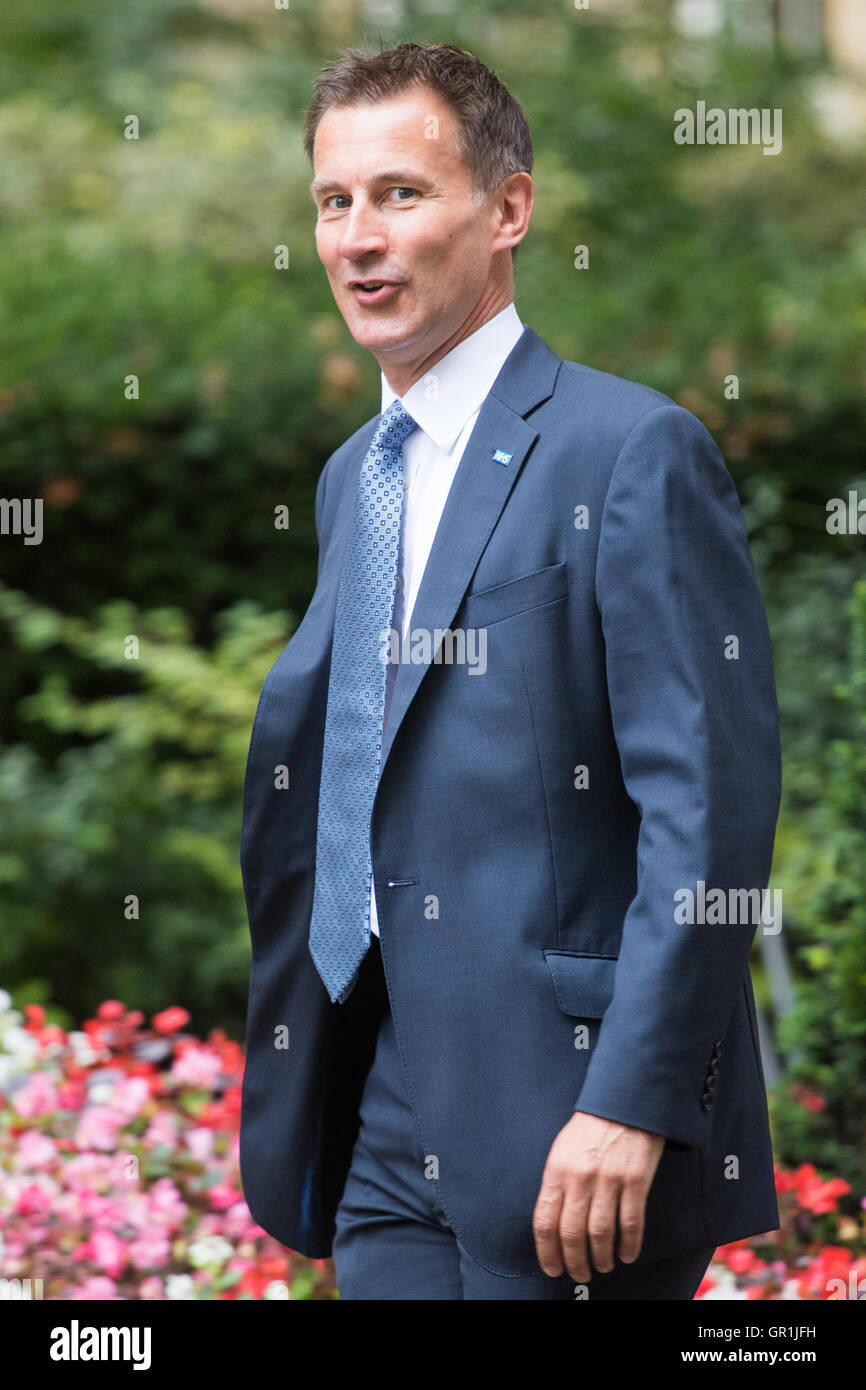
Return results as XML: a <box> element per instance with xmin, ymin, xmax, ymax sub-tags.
<box><xmin>379</xmin><ymin>302</ymin><xmax>525</xmax><ymax>454</ymax></box>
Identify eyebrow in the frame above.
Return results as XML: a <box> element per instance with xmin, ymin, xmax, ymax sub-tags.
<box><xmin>309</xmin><ymin>169</ymin><xmax>429</xmax><ymax>200</ymax></box>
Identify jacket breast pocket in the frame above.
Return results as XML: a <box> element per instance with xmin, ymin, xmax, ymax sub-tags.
<box><xmin>543</xmin><ymin>949</ymin><xmax>618</xmax><ymax>1018</ymax></box>
<box><xmin>461</xmin><ymin>560</ymin><xmax>568</xmax><ymax>628</ymax></box>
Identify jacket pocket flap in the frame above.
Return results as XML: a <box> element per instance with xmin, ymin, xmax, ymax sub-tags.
<box><xmin>543</xmin><ymin>950</ymin><xmax>618</xmax><ymax>1018</ymax></box>
<box><xmin>461</xmin><ymin>560</ymin><xmax>568</xmax><ymax>628</ymax></box>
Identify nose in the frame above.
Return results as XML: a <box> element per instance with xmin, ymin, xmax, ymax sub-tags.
<box><xmin>336</xmin><ymin>195</ymin><xmax>388</xmax><ymax>264</ymax></box>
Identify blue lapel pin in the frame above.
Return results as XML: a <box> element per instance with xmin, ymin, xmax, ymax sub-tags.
<box><xmin>492</xmin><ymin>448</ymin><xmax>512</xmax><ymax>466</ymax></box>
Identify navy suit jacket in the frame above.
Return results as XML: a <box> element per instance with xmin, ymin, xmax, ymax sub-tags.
<box><xmin>239</xmin><ymin>324</ymin><xmax>781</xmax><ymax>1275</ymax></box>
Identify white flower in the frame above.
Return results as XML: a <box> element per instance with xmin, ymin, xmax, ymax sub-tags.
<box><xmin>68</xmin><ymin>1031</ymin><xmax>100</xmax><ymax>1067</ymax></box>
<box><xmin>187</xmin><ymin>1236</ymin><xmax>233</xmax><ymax>1269</ymax></box>
<box><xmin>0</xmin><ymin>1025</ymin><xmax>38</xmax><ymax>1061</ymax></box>
<box><xmin>697</xmin><ymin>1267</ymin><xmax>748</xmax><ymax>1301</ymax></box>
<box><xmin>165</xmin><ymin>1274</ymin><xmax>197</xmax><ymax>1300</ymax></box>
<box><xmin>0</xmin><ymin>989</ymin><xmax>12</xmax><ymax>1012</ymax></box>
<box><xmin>263</xmin><ymin>1280</ymin><xmax>290</xmax><ymax>1300</ymax></box>
<box><xmin>779</xmin><ymin>1278</ymin><xmax>804</xmax><ymax>1300</ymax></box>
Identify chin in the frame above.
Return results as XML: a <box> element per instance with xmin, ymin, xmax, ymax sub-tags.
<box><xmin>352</xmin><ymin>319</ymin><xmax>411</xmax><ymax>350</ymax></box>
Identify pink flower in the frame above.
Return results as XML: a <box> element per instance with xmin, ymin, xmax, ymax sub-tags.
<box><xmin>55</xmin><ymin>1187</ymin><xmax>112</xmax><ymax>1224</ymax></box>
<box><xmin>170</xmin><ymin>1045</ymin><xmax>223</xmax><ymax>1089</ymax></box>
<box><xmin>90</xmin><ymin>1228</ymin><xmax>128</xmax><ymax>1278</ymax></box>
<box><xmin>56</xmin><ymin>1080</ymin><xmax>88</xmax><ymax>1111</ymax></box>
<box><xmin>147</xmin><ymin>1178</ymin><xmax>186</xmax><ymax>1228</ymax></box>
<box><xmin>208</xmin><ymin>1178</ymin><xmax>241</xmax><ymax>1211</ymax></box>
<box><xmin>79</xmin><ymin>1189</ymin><xmax>114</xmax><ymax>1222</ymax></box>
<box><xmin>14</xmin><ymin>1128</ymin><xmax>58</xmax><ymax>1170</ymax></box>
<box><xmin>106</xmin><ymin>1190</ymin><xmax>148</xmax><ymax>1232</ymax></box>
<box><xmin>14</xmin><ymin>1182</ymin><xmax>55</xmax><ymax>1216</ymax></box>
<box><xmin>67</xmin><ymin>1276</ymin><xmax>124</xmax><ymax>1300</ymax></box>
<box><xmin>110</xmin><ymin>1076</ymin><xmax>151</xmax><ymax>1121</ymax></box>
<box><xmin>138</xmin><ymin>1276</ymin><xmax>164</xmax><ymax>1299</ymax></box>
<box><xmin>143</xmin><ymin>1111</ymin><xmax>178</xmax><ymax>1148</ymax></box>
<box><xmin>74</xmin><ymin>1105</ymin><xmax>123</xmax><ymax>1151</ymax></box>
<box><xmin>11</xmin><ymin>1071</ymin><xmax>59</xmax><ymax>1117</ymax></box>
<box><xmin>185</xmin><ymin>1127</ymin><xmax>214</xmax><ymax>1163</ymax></box>
<box><xmin>128</xmin><ymin>1227</ymin><xmax>171</xmax><ymax>1271</ymax></box>
<box><xmin>63</xmin><ymin>1152</ymin><xmax>115</xmax><ymax>1184</ymax></box>
<box><xmin>223</xmin><ymin>1201</ymin><xmax>257</xmax><ymax>1238</ymax></box>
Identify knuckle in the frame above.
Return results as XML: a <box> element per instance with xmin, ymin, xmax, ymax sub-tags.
<box><xmin>574</xmin><ymin>1163</ymin><xmax>598</xmax><ymax>1185</ymax></box>
<box><xmin>558</xmin><ymin>1224</ymin><xmax>583</xmax><ymax>1244</ymax></box>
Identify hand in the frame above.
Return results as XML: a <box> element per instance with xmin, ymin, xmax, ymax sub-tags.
<box><xmin>532</xmin><ymin>1111</ymin><xmax>665</xmax><ymax>1282</ymax></box>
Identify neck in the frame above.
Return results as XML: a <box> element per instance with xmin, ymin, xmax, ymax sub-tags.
<box><xmin>380</xmin><ymin>284</ymin><xmax>513</xmax><ymax>398</ymax></box>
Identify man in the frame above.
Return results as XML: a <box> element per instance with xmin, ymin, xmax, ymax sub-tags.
<box><xmin>239</xmin><ymin>42</ymin><xmax>781</xmax><ymax>1300</ymax></box>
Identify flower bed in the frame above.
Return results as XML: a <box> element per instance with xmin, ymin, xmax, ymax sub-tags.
<box><xmin>0</xmin><ymin>992</ymin><xmax>862</xmax><ymax>1300</ymax></box>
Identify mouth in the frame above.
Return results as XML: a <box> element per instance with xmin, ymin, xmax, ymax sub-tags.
<box><xmin>349</xmin><ymin>280</ymin><xmax>402</xmax><ymax>305</ymax></box>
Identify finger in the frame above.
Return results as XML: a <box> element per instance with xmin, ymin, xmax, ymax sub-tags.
<box><xmin>558</xmin><ymin>1190</ymin><xmax>592</xmax><ymax>1285</ymax></box>
<box><xmin>617</xmin><ymin>1177</ymin><xmax>649</xmax><ymax>1264</ymax></box>
<box><xmin>586</xmin><ymin>1177</ymin><xmax>621</xmax><ymax>1275</ymax></box>
<box><xmin>532</xmin><ymin>1177</ymin><xmax>566</xmax><ymax>1277</ymax></box>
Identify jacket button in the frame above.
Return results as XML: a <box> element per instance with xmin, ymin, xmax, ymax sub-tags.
<box><xmin>701</xmin><ymin>1091</ymin><xmax>713</xmax><ymax>1112</ymax></box>
<box><xmin>705</xmin><ymin>1073</ymin><xmax>717</xmax><ymax>1092</ymax></box>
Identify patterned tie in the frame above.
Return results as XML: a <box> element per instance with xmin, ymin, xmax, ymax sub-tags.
<box><xmin>309</xmin><ymin>398</ymin><xmax>419</xmax><ymax>1003</ymax></box>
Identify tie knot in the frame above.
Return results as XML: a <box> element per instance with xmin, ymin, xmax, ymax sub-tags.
<box><xmin>375</xmin><ymin>398</ymin><xmax>418</xmax><ymax>454</ymax></box>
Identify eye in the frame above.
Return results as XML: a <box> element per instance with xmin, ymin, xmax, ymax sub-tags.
<box><xmin>323</xmin><ymin>194</ymin><xmax>351</xmax><ymax>210</ymax></box>
<box><xmin>388</xmin><ymin>187</ymin><xmax>417</xmax><ymax>202</ymax></box>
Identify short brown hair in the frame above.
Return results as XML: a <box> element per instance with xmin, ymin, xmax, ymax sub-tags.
<box><xmin>303</xmin><ymin>41</ymin><xmax>533</xmax><ymax>263</ymax></box>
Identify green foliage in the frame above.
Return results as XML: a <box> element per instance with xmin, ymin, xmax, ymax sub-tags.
<box><xmin>0</xmin><ymin>582</ymin><xmax>292</xmax><ymax>1036</ymax></box>
<box><xmin>771</xmin><ymin>582</ymin><xmax>866</xmax><ymax>1188</ymax></box>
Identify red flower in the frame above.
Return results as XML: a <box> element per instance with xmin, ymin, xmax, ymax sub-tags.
<box><xmin>726</xmin><ymin>1247</ymin><xmax>759</xmax><ymax>1274</ymax></box>
<box><xmin>793</xmin><ymin>1164</ymin><xmax>851</xmax><ymax>1215</ymax></box>
<box><xmin>152</xmin><ymin>1007</ymin><xmax>190</xmax><ymax>1034</ymax></box>
<box><xmin>97</xmin><ymin>1001</ymin><xmax>126</xmax><ymax>1020</ymax></box>
<box><xmin>40</xmin><ymin>1024</ymin><xmax>68</xmax><ymax>1048</ymax></box>
<box><xmin>715</xmin><ymin>1236</ymin><xmax>752</xmax><ymax>1264</ymax></box>
<box><xmin>235</xmin><ymin>1268</ymin><xmax>272</xmax><ymax>1298</ymax></box>
<box><xmin>23</xmin><ymin>1004</ymin><xmax>46</xmax><ymax>1029</ymax></box>
<box><xmin>791</xmin><ymin>1083</ymin><xmax>826</xmax><ymax>1114</ymax></box>
<box><xmin>797</xmin><ymin>1245</ymin><xmax>859</xmax><ymax>1300</ymax></box>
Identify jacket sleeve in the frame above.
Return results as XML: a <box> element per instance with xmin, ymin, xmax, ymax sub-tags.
<box><xmin>573</xmin><ymin>402</ymin><xmax>781</xmax><ymax>1151</ymax></box>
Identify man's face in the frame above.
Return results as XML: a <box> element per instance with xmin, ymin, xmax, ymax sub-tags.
<box><xmin>310</xmin><ymin>87</ymin><xmax>502</xmax><ymax>369</ymax></box>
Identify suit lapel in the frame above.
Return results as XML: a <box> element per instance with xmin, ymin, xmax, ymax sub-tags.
<box><xmin>376</xmin><ymin>325</ymin><xmax>562</xmax><ymax>778</ymax></box>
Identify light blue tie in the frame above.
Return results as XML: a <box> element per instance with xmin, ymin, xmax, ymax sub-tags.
<box><xmin>309</xmin><ymin>398</ymin><xmax>419</xmax><ymax>1003</ymax></box>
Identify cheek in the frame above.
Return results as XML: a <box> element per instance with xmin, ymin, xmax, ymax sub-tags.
<box><xmin>315</xmin><ymin>227</ymin><xmax>334</xmax><ymax>265</ymax></box>
<box><xmin>408</xmin><ymin>224</ymin><xmax>459</xmax><ymax>271</ymax></box>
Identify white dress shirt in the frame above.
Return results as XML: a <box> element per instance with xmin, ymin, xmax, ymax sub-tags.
<box><xmin>368</xmin><ymin>300</ymin><xmax>525</xmax><ymax>937</ymax></box>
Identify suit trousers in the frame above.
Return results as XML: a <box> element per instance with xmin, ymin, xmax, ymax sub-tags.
<box><xmin>331</xmin><ymin>934</ymin><xmax>715</xmax><ymax>1300</ymax></box>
